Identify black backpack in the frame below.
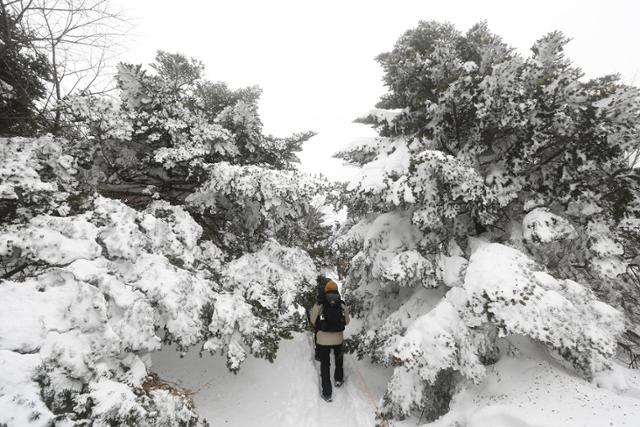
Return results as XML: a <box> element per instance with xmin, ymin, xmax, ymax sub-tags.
<box><xmin>318</xmin><ymin>292</ymin><xmax>345</xmax><ymax>332</ymax></box>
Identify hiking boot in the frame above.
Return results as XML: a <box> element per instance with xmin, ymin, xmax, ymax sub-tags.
<box><xmin>321</xmin><ymin>394</ymin><xmax>332</xmax><ymax>402</ymax></box>
<box><xmin>335</xmin><ymin>380</ymin><xmax>344</xmax><ymax>387</ymax></box>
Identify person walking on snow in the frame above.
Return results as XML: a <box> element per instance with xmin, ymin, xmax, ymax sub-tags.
<box><xmin>310</xmin><ymin>278</ymin><xmax>350</xmax><ymax>402</ymax></box>
<box><xmin>312</xmin><ymin>275</ymin><xmax>329</xmax><ymax>361</ymax></box>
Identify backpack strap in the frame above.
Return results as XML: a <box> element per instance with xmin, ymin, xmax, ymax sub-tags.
<box><xmin>314</xmin><ymin>304</ymin><xmax>322</xmax><ymax>331</ymax></box>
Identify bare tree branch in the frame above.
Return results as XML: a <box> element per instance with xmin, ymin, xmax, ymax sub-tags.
<box><xmin>3</xmin><ymin>0</ymin><xmax>130</xmax><ymax>133</ymax></box>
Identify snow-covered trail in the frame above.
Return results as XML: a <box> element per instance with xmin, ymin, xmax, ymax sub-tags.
<box><xmin>154</xmin><ymin>332</ymin><xmax>640</xmax><ymax>427</ymax></box>
<box><xmin>153</xmin><ymin>333</ymin><xmax>392</xmax><ymax>426</ymax></box>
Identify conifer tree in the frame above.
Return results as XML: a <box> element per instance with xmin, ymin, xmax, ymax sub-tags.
<box><xmin>0</xmin><ymin>7</ymin><xmax>49</xmax><ymax>135</ymax></box>
<box><xmin>336</xmin><ymin>21</ymin><xmax>638</xmax><ymax>422</ymax></box>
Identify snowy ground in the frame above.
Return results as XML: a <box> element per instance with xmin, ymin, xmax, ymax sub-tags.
<box><xmin>154</xmin><ymin>334</ymin><xmax>640</xmax><ymax>427</ymax></box>
<box><xmin>421</xmin><ymin>337</ymin><xmax>640</xmax><ymax>427</ymax></box>
<box><xmin>153</xmin><ymin>333</ymin><xmax>392</xmax><ymax>426</ymax></box>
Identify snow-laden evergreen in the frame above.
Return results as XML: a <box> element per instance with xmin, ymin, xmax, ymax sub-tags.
<box><xmin>0</xmin><ymin>52</ymin><xmax>330</xmax><ymax>426</ymax></box>
<box><xmin>335</xmin><ymin>21</ymin><xmax>640</xmax><ymax>422</ymax></box>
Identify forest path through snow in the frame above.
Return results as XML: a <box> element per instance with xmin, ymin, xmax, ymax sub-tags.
<box><xmin>153</xmin><ymin>333</ymin><xmax>392</xmax><ymax>426</ymax></box>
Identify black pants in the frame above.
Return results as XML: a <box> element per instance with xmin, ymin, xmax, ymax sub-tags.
<box><xmin>317</xmin><ymin>344</ymin><xmax>343</xmax><ymax>397</ymax></box>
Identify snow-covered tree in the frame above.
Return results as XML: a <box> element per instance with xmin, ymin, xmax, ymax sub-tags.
<box><xmin>0</xmin><ymin>7</ymin><xmax>50</xmax><ymax>135</ymax></box>
<box><xmin>336</xmin><ymin>21</ymin><xmax>638</xmax><ymax>422</ymax></box>
<box><xmin>0</xmin><ymin>52</ymin><xmax>330</xmax><ymax>425</ymax></box>
<box><xmin>61</xmin><ymin>52</ymin><xmax>326</xmax><ymax>255</ymax></box>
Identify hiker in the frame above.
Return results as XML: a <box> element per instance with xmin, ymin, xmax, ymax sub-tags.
<box><xmin>310</xmin><ymin>278</ymin><xmax>350</xmax><ymax>402</ymax></box>
<box><xmin>313</xmin><ymin>275</ymin><xmax>329</xmax><ymax>361</ymax></box>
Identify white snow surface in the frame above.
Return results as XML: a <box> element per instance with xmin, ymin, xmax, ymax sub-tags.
<box><xmin>422</xmin><ymin>337</ymin><xmax>640</xmax><ymax>427</ymax></box>
<box><xmin>152</xmin><ymin>332</ymin><xmax>640</xmax><ymax>427</ymax></box>
<box><xmin>153</xmin><ymin>332</ymin><xmax>393</xmax><ymax>427</ymax></box>
<box><xmin>0</xmin><ymin>350</ymin><xmax>54</xmax><ymax>427</ymax></box>
<box><xmin>437</xmin><ymin>253</ymin><xmax>468</xmax><ymax>287</ymax></box>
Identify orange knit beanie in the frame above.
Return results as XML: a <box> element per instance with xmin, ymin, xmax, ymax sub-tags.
<box><xmin>325</xmin><ymin>280</ymin><xmax>338</xmax><ymax>292</ymax></box>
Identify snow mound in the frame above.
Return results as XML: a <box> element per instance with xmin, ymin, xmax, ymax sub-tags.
<box><xmin>427</xmin><ymin>338</ymin><xmax>640</xmax><ymax>427</ymax></box>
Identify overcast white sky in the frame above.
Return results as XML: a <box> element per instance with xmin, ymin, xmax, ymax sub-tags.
<box><xmin>117</xmin><ymin>0</ymin><xmax>640</xmax><ymax>180</ymax></box>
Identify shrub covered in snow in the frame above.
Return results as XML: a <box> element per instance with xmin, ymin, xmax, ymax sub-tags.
<box><xmin>60</xmin><ymin>51</ymin><xmax>331</xmax><ymax>259</ymax></box>
<box><xmin>0</xmin><ymin>52</ymin><xmax>328</xmax><ymax>425</ymax></box>
<box><xmin>336</xmin><ymin>21</ymin><xmax>638</xmax><ymax>422</ymax></box>
<box><xmin>0</xmin><ymin>195</ymin><xmax>210</xmax><ymax>425</ymax></box>
<box><xmin>205</xmin><ymin>240</ymin><xmax>316</xmax><ymax>371</ymax></box>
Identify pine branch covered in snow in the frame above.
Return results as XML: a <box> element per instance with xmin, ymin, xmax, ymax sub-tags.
<box><xmin>186</xmin><ymin>161</ymin><xmax>326</xmax><ymax>256</ymax></box>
